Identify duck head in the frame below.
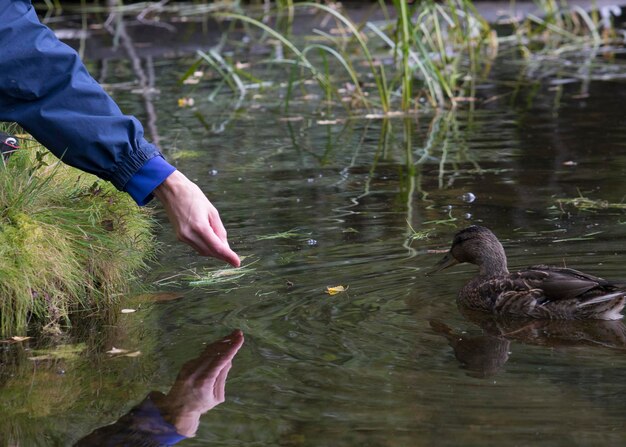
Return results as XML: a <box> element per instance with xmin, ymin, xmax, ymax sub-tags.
<box><xmin>428</xmin><ymin>226</ymin><xmax>509</xmax><ymax>276</ymax></box>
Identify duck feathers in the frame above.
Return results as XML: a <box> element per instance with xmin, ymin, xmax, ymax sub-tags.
<box><xmin>460</xmin><ymin>266</ymin><xmax>626</xmax><ymax>320</ymax></box>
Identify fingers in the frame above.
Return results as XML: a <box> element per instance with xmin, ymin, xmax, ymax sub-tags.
<box><xmin>206</xmin><ymin>329</ymin><xmax>244</xmax><ymax>362</ymax></box>
<box><xmin>208</xmin><ymin>205</ymin><xmax>229</xmax><ymax>243</ymax></box>
<box><xmin>183</xmin><ymin>225</ymin><xmax>240</xmax><ymax>267</ymax></box>
<box><xmin>192</xmin><ymin>330</ymin><xmax>244</xmax><ymax>383</ymax></box>
<box><xmin>183</xmin><ymin>203</ymin><xmax>240</xmax><ymax>266</ymax></box>
<box><xmin>201</xmin><ymin>230</ymin><xmax>239</xmax><ymax>266</ymax></box>
<box><xmin>213</xmin><ymin>360</ymin><xmax>232</xmax><ymax>403</ymax></box>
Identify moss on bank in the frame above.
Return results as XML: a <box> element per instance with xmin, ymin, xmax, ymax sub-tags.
<box><xmin>0</xmin><ymin>136</ymin><xmax>155</xmax><ymax>335</ymax></box>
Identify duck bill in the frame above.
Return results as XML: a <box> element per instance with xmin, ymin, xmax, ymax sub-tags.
<box><xmin>426</xmin><ymin>253</ymin><xmax>458</xmax><ymax>275</ymax></box>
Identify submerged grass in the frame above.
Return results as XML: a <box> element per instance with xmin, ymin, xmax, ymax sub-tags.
<box><xmin>0</xmin><ymin>136</ymin><xmax>155</xmax><ymax>335</ymax></box>
<box><xmin>256</xmin><ymin>228</ymin><xmax>310</xmax><ymax>240</ymax></box>
<box><xmin>187</xmin><ymin>262</ymin><xmax>256</xmax><ymax>288</ymax></box>
<box><xmin>557</xmin><ymin>193</ymin><xmax>626</xmax><ymax>211</ymax></box>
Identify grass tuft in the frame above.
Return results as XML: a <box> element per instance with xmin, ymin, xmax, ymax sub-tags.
<box><xmin>0</xmin><ymin>134</ymin><xmax>155</xmax><ymax>335</ymax></box>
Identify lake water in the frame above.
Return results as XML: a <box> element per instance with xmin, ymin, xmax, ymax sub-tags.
<box><xmin>2</xmin><ymin>4</ymin><xmax>626</xmax><ymax>446</ymax></box>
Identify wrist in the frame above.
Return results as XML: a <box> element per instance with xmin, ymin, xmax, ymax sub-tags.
<box><xmin>153</xmin><ymin>393</ymin><xmax>201</xmax><ymax>437</ymax></box>
<box><xmin>154</xmin><ymin>170</ymin><xmax>201</xmax><ymax>207</ymax></box>
<box><xmin>154</xmin><ymin>170</ymin><xmax>183</xmax><ymax>201</ymax></box>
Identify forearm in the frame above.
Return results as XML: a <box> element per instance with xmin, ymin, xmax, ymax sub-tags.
<box><xmin>0</xmin><ymin>0</ymin><xmax>160</xmax><ymax>191</ymax></box>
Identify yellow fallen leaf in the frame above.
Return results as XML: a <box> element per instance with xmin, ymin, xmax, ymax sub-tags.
<box><xmin>177</xmin><ymin>97</ymin><xmax>195</xmax><ymax>107</ymax></box>
<box><xmin>326</xmin><ymin>285</ymin><xmax>348</xmax><ymax>295</ymax></box>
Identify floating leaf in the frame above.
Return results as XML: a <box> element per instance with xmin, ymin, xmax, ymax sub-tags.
<box><xmin>278</xmin><ymin>116</ymin><xmax>304</xmax><ymax>122</ymax></box>
<box><xmin>106</xmin><ymin>347</ymin><xmax>128</xmax><ymax>355</ymax></box>
<box><xmin>326</xmin><ymin>285</ymin><xmax>348</xmax><ymax>295</ymax></box>
<box><xmin>107</xmin><ymin>347</ymin><xmax>141</xmax><ymax>358</ymax></box>
<box><xmin>177</xmin><ymin>97</ymin><xmax>195</xmax><ymax>107</ymax></box>
<box><xmin>2</xmin><ymin>336</ymin><xmax>32</xmax><ymax>343</ymax></box>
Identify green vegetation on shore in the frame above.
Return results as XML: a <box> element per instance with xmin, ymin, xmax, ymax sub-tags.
<box><xmin>0</xmin><ymin>134</ymin><xmax>155</xmax><ymax>335</ymax></box>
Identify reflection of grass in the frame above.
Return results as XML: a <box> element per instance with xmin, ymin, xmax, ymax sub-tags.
<box><xmin>0</xmin><ymin>310</ymin><xmax>162</xmax><ymax>444</ymax></box>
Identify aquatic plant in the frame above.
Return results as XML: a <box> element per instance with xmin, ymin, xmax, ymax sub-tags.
<box><xmin>181</xmin><ymin>0</ymin><xmax>495</xmax><ymax>112</ymax></box>
<box><xmin>0</xmin><ymin>134</ymin><xmax>155</xmax><ymax>335</ymax></box>
<box><xmin>503</xmin><ymin>0</ymin><xmax>607</xmax><ymax>55</ymax></box>
<box><xmin>187</xmin><ymin>262</ymin><xmax>256</xmax><ymax>288</ymax></box>
<box><xmin>178</xmin><ymin>0</ymin><xmax>620</xmax><ymax>112</ymax></box>
<box><xmin>557</xmin><ymin>192</ymin><xmax>626</xmax><ymax>211</ymax></box>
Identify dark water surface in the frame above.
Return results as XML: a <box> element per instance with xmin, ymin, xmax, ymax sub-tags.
<box><xmin>4</xmin><ymin>11</ymin><xmax>626</xmax><ymax>447</ymax></box>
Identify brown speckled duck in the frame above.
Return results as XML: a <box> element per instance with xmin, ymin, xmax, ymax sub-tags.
<box><xmin>430</xmin><ymin>226</ymin><xmax>626</xmax><ymax>320</ymax></box>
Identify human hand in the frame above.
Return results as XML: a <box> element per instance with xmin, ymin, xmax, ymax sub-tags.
<box><xmin>158</xmin><ymin>330</ymin><xmax>244</xmax><ymax>437</ymax></box>
<box><xmin>154</xmin><ymin>170</ymin><xmax>240</xmax><ymax>267</ymax></box>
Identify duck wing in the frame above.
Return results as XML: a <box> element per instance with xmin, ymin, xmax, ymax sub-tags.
<box><xmin>513</xmin><ymin>265</ymin><xmax>621</xmax><ymax>302</ymax></box>
<box><xmin>462</xmin><ymin>267</ymin><xmax>626</xmax><ymax>319</ymax></box>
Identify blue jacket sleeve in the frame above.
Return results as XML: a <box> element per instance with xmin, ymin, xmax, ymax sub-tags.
<box><xmin>74</xmin><ymin>392</ymin><xmax>187</xmax><ymax>447</ymax></box>
<box><xmin>0</xmin><ymin>0</ymin><xmax>175</xmax><ymax>204</ymax></box>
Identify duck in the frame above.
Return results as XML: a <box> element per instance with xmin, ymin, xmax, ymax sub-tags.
<box><xmin>429</xmin><ymin>225</ymin><xmax>626</xmax><ymax>320</ymax></box>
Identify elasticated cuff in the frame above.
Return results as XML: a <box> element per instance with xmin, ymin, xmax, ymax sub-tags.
<box><xmin>124</xmin><ymin>155</ymin><xmax>176</xmax><ymax>206</ymax></box>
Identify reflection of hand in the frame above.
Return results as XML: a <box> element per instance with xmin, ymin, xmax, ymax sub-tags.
<box><xmin>154</xmin><ymin>170</ymin><xmax>241</xmax><ymax>267</ymax></box>
<box><xmin>155</xmin><ymin>330</ymin><xmax>244</xmax><ymax>437</ymax></box>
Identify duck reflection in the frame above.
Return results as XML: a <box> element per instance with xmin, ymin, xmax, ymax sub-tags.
<box><xmin>75</xmin><ymin>330</ymin><xmax>244</xmax><ymax>446</ymax></box>
<box><xmin>431</xmin><ymin>310</ymin><xmax>626</xmax><ymax>378</ymax></box>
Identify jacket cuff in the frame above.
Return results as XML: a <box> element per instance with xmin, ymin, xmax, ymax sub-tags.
<box><xmin>124</xmin><ymin>156</ymin><xmax>176</xmax><ymax>206</ymax></box>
